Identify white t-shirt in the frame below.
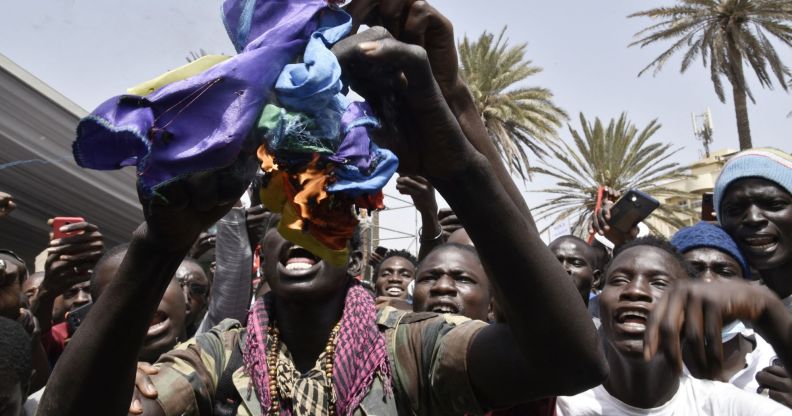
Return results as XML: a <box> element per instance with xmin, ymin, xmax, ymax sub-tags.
<box><xmin>728</xmin><ymin>331</ymin><xmax>778</xmax><ymax>393</ymax></box>
<box><xmin>556</xmin><ymin>373</ymin><xmax>792</xmax><ymax>416</ymax></box>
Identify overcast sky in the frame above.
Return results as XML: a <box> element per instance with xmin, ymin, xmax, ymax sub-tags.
<box><xmin>1</xmin><ymin>0</ymin><xmax>790</xmax><ymax>251</ymax></box>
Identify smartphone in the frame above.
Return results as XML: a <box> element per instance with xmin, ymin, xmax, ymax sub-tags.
<box><xmin>65</xmin><ymin>302</ymin><xmax>93</xmax><ymax>336</ymax></box>
<box><xmin>701</xmin><ymin>193</ymin><xmax>716</xmax><ymax>221</ymax></box>
<box><xmin>52</xmin><ymin>217</ymin><xmax>85</xmax><ymax>240</ymax></box>
<box><xmin>608</xmin><ymin>190</ymin><xmax>659</xmax><ymax>234</ymax></box>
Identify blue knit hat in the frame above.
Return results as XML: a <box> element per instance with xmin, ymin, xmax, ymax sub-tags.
<box><xmin>713</xmin><ymin>148</ymin><xmax>792</xmax><ymax>220</ymax></box>
<box><xmin>671</xmin><ymin>222</ymin><xmax>750</xmax><ymax>276</ymax></box>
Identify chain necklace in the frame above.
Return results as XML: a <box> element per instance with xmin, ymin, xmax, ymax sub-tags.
<box><xmin>267</xmin><ymin>320</ymin><xmax>342</xmax><ymax>416</ymax></box>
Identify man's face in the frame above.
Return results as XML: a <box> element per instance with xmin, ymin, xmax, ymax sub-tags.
<box><xmin>412</xmin><ymin>247</ymin><xmax>490</xmax><ymax>321</ymax></box>
<box><xmin>0</xmin><ymin>256</ymin><xmax>26</xmax><ymax>320</ymax></box>
<box><xmin>93</xmin><ymin>253</ymin><xmax>187</xmax><ymax>362</ymax></box>
<box><xmin>720</xmin><ymin>178</ymin><xmax>792</xmax><ymax>271</ymax></box>
<box><xmin>262</xmin><ymin>225</ymin><xmax>355</xmax><ymax>302</ymax></box>
<box><xmin>549</xmin><ymin>237</ymin><xmax>597</xmax><ymax>302</ymax></box>
<box><xmin>21</xmin><ymin>272</ymin><xmax>44</xmax><ymax>305</ymax></box>
<box><xmin>140</xmin><ymin>278</ymin><xmax>187</xmax><ymax>362</ymax></box>
<box><xmin>176</xmin><ymin>261</ymin><xmax>210</xmax><ymax>328</ymax></box>
<box><xmin>599</xmin><ymin>246</ymin><xmax>685</xmax><ymax>358</ymax></box>
<box><xmin>52</xmin><ymin>281</ymin><xmax>92</xmax><ymax>323</ymax></box>
<box><xmin>374</xmin><ymin>256</ymin><xmax>414</xmax><ymax>299</ymax></box>
<box><xmin>683</xmin><ymin>248</ymin><xmax>744</xmax><ymax>282</ymax></box>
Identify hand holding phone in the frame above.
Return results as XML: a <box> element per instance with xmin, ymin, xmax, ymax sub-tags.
<box><xmin>51</xmin><ymin>217</ymin><xmax>86</xmax><ymax>240</ymax></box>
<box><xmin>591</xmin><ymin>188</ymin><xmax>659</xmax><ymax>247</ymax></box>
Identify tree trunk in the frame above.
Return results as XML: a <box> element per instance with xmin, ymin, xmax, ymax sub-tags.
<box><xmin>727</xmin><ymin>43</ymin><xmax>753</xmax><ymax>150</ymax></box>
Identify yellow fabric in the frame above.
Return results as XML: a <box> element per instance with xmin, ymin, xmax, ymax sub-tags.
<box><xmin>127</xmin><ymin>55</ymin><xmax>231</xmax><ymax>96</ymax></box>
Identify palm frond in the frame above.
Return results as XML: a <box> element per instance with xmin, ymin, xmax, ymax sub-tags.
<box><xmin>459</xmin><ymin>26</ymin><xmax>568</xmax><ymax>179</ymax></box>
<box><xmin>532</xmin><ymin>113</ymin><xmax>697</xmax><ymax>238</ymax></box>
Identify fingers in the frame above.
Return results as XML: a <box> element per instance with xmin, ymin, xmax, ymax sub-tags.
<box><xmin>683</xmin><ymin>294</ymin><xmax>708</xmax><ymax>377</ymax></box>
<box><xmin>757</xmin><ymin>368</ymin><xmax>792</xmax><ymax>392</ymax></box>
<box><xmin>762</xmin><ymin>365</ymin><xmax>790</xmax><ymax>378</ymax></box>
<box><xmin>702</xmin><ymin>298</ymin><xmax>724</xmax><ymax>380</ymax></box>
<box><xmin>135</xmin><ymin>362</ymin><xmax>159</xmax><ymax>399</ymax></box>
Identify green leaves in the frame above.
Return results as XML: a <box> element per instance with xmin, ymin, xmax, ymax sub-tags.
<box><xmin>459</xmin><ymin>27</ymin><xmax>568</xmax><ymax>180</ymax></box>
<box><xmin>532</xmin><ymin>113</ymin><xmax>694</xmax><ymax>237</ymax></box>
<box><xmin>629</xmin><ymin>0</ymin><xmax>792</xmax><ymax>148</ymax></box>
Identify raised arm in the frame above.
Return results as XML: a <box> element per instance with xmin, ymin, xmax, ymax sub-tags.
<box><xmin>334</xmin><ymin>26</ymin><xmax>606</xmax><ymax>410</ymax></box>
<box><xmin>37</xmin><ymin>158</ymin><xmax>256</xmax><ymax>416</ymax></box>
<box><xmin>196</xmin><ymin>206</ymin><xmax>257</xmax><ymax>334</ymax></box>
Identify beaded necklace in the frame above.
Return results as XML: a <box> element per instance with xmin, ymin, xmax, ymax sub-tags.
<box><xmin>266</xmin><ymin>320</ymin><xmax>342</xmax><ymax>416</ymax></box>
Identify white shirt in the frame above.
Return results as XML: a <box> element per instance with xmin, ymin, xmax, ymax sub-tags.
<box><xmin>729</xmin><ymin>331</ymin><xmax>778</xmax><ymax>393</ymax></box>
<box><xmin>556</xmin><ymin>373</ymin><xmax>792</xmax><ymax>416</ymax></box>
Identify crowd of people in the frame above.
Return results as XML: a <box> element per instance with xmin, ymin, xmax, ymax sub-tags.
<box><xmin>2</xmin><ymin>0</ymin><xmax>792</xmax><ymax>415</ymax></box>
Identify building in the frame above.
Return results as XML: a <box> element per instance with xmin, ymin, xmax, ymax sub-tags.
<box><xmin>0</xmin><ymin>53</ymin><xmax>142</xmax><ymax>266</ymax></box>
<box><xmin>647</xmin><ymin>148</ymin><xmax>739</xmax><ymax>237</ymax></box>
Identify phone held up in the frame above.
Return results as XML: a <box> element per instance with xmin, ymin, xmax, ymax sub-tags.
<box><xmin>608</xmin><ymin>190</ymin><xmax>660</xmax><ymax>234</ymax></box>
<box><xmin>51</xmin><ymin>217</ymin><xmax>85</xmax><ymax>240</ymax></box>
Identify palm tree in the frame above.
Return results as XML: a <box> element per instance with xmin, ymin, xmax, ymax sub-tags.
<box><xmin>629</xmin><ymin>0</ymin><xmax>792</xmax><ymax>150</ymax></box>
<box><xmin>458</xmin><ymin>27</ymin><xmax>568</xmax><ymax>179</ymax></box>
<box><xmin>531</xmin><ymin>113</ymin><xmax>695</xmax><ymax>237</ymax></box>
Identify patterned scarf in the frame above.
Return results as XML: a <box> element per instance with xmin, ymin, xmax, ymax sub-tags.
<box><xmin>243</xmin><ymin>282</ymin><xmax>392</xmax><ymax>415</ymax></box>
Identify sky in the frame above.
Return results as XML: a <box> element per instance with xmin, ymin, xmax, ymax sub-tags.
<box><xmin>1</xmin><ymin>0</ymin><xmax>791</xmax><ymax>252</ymax></box>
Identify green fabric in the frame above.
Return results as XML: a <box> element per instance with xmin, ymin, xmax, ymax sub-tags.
<box><xmin>256</xmin><ymin>104</ymin><xmax>336</xmax><ymax>154</ymax></box>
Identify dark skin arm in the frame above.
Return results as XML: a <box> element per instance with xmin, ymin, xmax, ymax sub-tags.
<box><xmin>345</xmin><ymin>0</ymin><xmax>539</xmax><ymax>233</ymax></box>
<box><xmin>333</xmin><ymin>27</ymin><xmax>606</xmax><ymax>408</ymax></box>
<box><xmin>396</xmin><ymin>175</ymin><xmax>443</xmax><ymax>260</ymax></box>
<box><xmin>37</xmin><ymin>157</ymin><xmax>257</xmax><ymax>416</ymax></box>
<box><xmin>646</xmin><ymin>279</ymin><xmax>792</xmax><ymax>381</ymax></box>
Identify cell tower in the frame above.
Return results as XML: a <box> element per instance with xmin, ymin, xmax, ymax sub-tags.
<box><xmin>691</xmin><ymin>109</ymin><xmax>714</xmax><ymax>158</ymax></box>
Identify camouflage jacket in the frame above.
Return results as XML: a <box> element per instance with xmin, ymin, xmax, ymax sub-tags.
<box><xmin>150</xmin><ymin>307</ymin><xmax>488</xmax><ymax>415</ymax></box>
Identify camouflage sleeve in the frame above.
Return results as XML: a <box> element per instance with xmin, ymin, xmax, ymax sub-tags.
<box><xmin>381</xmin><ymin>308</ymin><xmax>488</xmax><ymax>416</ymax></box>
<box><xmin>149</xmin><ymin>319</ymin><xmax>244</xmax><ymax>416</ymax></box>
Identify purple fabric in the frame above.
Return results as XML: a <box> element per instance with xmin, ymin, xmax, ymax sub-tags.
<box><xmin>328</xmin><ymin>102</ymin><xmax>380</xmax><ymax>170</ymax></box>
<box><xmin>73</xmin><ymin>0</ymin><xmax>330</xmax><ymax>196</ymax></box>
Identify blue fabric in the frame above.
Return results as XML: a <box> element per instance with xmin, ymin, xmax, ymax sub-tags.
<box><xmin>671</xmin><ymin>221</ymin><xmax>750</xmax><ymax>276</ymax></box>
<box><xmin>274</xmin><ymin>7</ymin><xmax>351</xmax><ymax>140</ymax></box>
<box><xmin>713</xmin><ymin>148</ymin><xmax>792</xmax><ymax>220</ymax></box>
<box><xmin>327</xmin><ymin>147</ymin><xmax>399</xmax><ymax>197</ymax></box>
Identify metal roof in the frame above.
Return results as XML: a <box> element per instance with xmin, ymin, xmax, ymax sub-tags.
<box><xmin>0</xmin><ymin>53</ymin><xmax>142</xmax><ymax>266</ymax></box>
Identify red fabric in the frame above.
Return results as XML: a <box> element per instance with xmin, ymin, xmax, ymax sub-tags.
<box><xmin>40</xmin><ymin>322</ymin><xmax>69</xmax><ymax>366</ymax></box>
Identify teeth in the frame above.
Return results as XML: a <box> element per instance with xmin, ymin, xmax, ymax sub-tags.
<box><xmin>619</xmin><ymin>310</ymin><xmax>647</xmax><ymax>322</ymax></box>
<box><xmin>432</xmin><ymin>305</ymin><xmax>456</xmax><ymax>314</ymax></box>
<box><xmin>285</xmin><ymin>262</ymin><xmax>313</xmax><ymax>271</ymax></box>
<box><xmin>386</xmin><ymin>288</ymin><xmax>403</xmax><ymax>296</ymax></box>
<box><xmin>746</xmin><ymin>237</ymin><xmax>775</xmax><ymax>247</ymax></box>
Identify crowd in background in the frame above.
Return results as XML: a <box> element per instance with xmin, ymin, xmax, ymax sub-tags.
<box><xmin>2</xmin><ymin>0</ymin><xmax>792</xmax><ymax>415</ymax></box>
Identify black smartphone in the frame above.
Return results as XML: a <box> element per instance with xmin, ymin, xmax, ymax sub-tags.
<box><xmin>66</xmin><ymin>302</ymin><xmax>93</xmax><ymax>336</ymax></box>
<box><xmin>608</xmin><ymin>189</ymin><xmax>660</xmax><ymax>234</ymax></box>
<box><xmin>701</xmin><ymin>193</ymin><xmax>716</xmax><ymax>221</ymax></box>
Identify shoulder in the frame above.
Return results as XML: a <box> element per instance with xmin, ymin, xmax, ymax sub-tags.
<box><xmin>683</xmin><ymin>375</ymin><xmax>792</xmax><ymax>415</ymax></box>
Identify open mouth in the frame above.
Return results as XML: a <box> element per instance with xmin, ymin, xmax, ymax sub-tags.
<box><xmin>278</xmin><ymin>245</ymin><xmax>322</xmax><ymax>277</ymax></box>
<box><xmin>429</xmin><ymin>300</ymin><xmax>460</xmax><ymax>314</ymax></box>
<box><xmin>385</xmin><ymin>286</ymin><xmax>404</xmax><ymax>297</ymax></box>
<box><xmin>743</xmin><ymin>235</ymin><xmax>778</xmax><ymax>253</ymax></box>
<box><xmin>147</xmin><ymin>310</ymin><xmax>171</xmax><ymax>338</ymax></box>
<box><xmin>616</xmin><ymin>308</ymin><xmax>648</xmax><ymax>332</ymax></box>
